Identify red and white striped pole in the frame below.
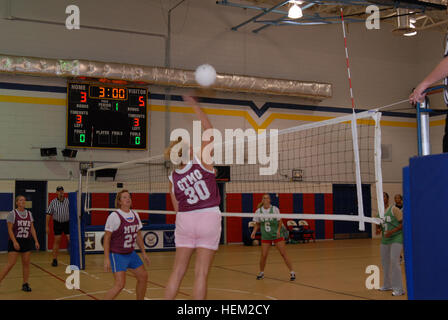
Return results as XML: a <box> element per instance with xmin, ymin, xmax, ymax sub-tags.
<box><xmin>340</xmin><ymin>8</ymin><xmax>365</xmax><ymax>231</ymax></box>
<box><xmin>340</xmin><ymin>8</ymin><xmax>355</xmax><ymax>111</ymax></box>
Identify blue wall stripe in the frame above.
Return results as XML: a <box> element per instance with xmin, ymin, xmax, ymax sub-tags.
<box><xmin>241</xmin><ymin>194</ymin><xmax>254</xmax><ymax>238</ymax></box>
<box><xmin>293</xmin><ymin>194</ymin><xmax>303</xmax><ymax>214</ymax></box>
<box><xmin>0</xmin><ymin>220</ymin><xmax>8</xmax><ymax>251</ymax></box>
<box><xmin>269</xmin><ymin>193</ymin><xmax>279</xmax><ymax>208</ymax></box>
<box><xmin>315</xmin><ymin>194</ymin><xmax>325</xmax><ymax>239</ymax></box>
<box><xmin>0</xmin><ymin>82</ymin><xmax>67</xmax><ymax>93</ymax></box>
<box><xmin>148</xmin><ymin>193</ymin><xmax>167</xmax><ymax>224</ymax></box>
<box><xmin>241</xmin><ymin>194</ymin><xmax>253</xmax><ymax>213</ymax></box>
<box><xmin>0</xmin><ymin>193</ymin><xmax>13</xmax><ymax>211</ymax></box>
<box><xmin>108</xmin><ymin>193</ymin><xmax>116</xmax><ymax>213</ymax></box>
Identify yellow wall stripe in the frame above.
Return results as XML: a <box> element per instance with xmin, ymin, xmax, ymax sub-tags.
<box><xmin>0</xmin><ymin>94</ymin><xmax>438</xmax><ymax>129</ymax></box>
<box><xmin>0</xmin><ymin>95</ymin><xmax>65</xmax><ymax>106</ymax></box>
<box><xmin>430</xmin><ymin>119</ymin><xmax>446</xmax><ymax>127</ymax></box>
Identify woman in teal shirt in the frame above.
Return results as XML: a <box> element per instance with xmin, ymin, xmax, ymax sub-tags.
<box><xmin>376</xmin><ymin>192</ymin><xmax>404</xmax><ymax>296</ymax></box>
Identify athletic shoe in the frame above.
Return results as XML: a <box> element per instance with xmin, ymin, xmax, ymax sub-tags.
<box><xmin>392</xmin><ymin>290</ymin><xmax>405</xmax><ymax>296</ymax></box>
<box><xmin>51</xmin><ymin>259</ymin><xmax>58</xmax><ymax>267</ymax></box>
<box><xmin>256</xmin><ymin>272</ymin><xmax>264</xmax><ymax>280</ymax></box>
<box><xmin>22</xmin><ymin>283</ymin><xmax>32</xmax><ymax>292</ymax></box>
<box><xmin>290</xmin><ymin>272</ymin><xmax>296</xmax><ymax>281</ymax></box>
<box><xmin>378</xmin><ymin>287</ymin><xmax>392</xmax><ymax>291</ymax></box>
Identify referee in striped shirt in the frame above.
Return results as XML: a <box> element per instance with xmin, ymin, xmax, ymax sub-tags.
<box><xmin>46</xmin><ymin>186</ymin><xmax>70</xmax><ymax>267</ymax></box>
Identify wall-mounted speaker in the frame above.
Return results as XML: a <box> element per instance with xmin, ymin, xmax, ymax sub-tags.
<box><xmin>40</xmin><ymin>147</ymin><xmax>57</xmax><ymax>157</ymax></box>
<box><xmin>62</xmin><ymin>149</ymin><xmax>77</xmax><ymax>158</ymax></box>
<box><xmin>95</xmin><ymin>168</ymin><xmax>118</xmax><ymax>181</ymax></box>
<box><xmin>214</xmin><ymin>166</ymin><xmax>230</xmax><ymax>182</ymax></box>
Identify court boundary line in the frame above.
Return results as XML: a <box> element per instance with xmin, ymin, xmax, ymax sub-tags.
<box><xmin>214</xmin><ymin>265</ymin><xmax>375</xmax><ymax>300</ymax></box>
<box><xmin>30</xmin><ymin>262</ymin><xmax>99</xmax><ymax>300</ymax></box>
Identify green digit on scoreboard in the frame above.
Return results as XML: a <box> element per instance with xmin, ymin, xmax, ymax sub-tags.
<box><xmin>135</xmin><ymin>136</ymin><xmax>140</xmax><ymax>145</ymax></box>
<box><xmin>80</xmin><ymin>134</ymin><xmax>85</xmax><ymax>143</ymax></box>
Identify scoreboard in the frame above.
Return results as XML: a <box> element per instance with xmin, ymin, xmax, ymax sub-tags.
<box><xmin>66</xmin><ymin>82</ymin><xmax>148</xmax><ymax>150</ymax></box>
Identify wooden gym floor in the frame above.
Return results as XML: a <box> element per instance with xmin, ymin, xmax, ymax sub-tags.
<box><xmin>0</xmin><ymin>238</ymin><xmax>407</xmax><ymax>300</ymax></box>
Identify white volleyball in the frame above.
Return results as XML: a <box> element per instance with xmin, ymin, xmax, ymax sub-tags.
<box><xmin>195</xmin><ymin>64</ymin><xmax>216</xmax><ymax>87</ymax></box>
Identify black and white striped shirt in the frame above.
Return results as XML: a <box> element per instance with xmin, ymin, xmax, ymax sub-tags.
<box><xmin>47</xmin><ymin>198</ymin><xmax>70</xmax><ymax>222</ymax></box>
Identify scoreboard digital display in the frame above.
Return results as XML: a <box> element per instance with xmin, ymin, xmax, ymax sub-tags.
<box><xmin>67</xmin><ymin>82</ymin><xmax>148</xmax><ymax>150</ymax></box>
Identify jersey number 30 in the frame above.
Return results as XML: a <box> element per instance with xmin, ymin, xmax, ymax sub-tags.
<box><xmin>185</xmin><ymin>180</ymin><xmax>211</xmax><ymax>205</ymax></box>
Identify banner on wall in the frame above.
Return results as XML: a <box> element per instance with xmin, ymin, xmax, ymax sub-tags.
<box><xmin>84</xmin><ymin>229</ymin><xmax>175</xmax><ymax>253</ymax></box>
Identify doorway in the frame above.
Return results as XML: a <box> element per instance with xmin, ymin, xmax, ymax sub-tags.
<box><xmin>15</xmin><ymin>181</ymin><xmax>47</xmax><ymax>250</ymax></box>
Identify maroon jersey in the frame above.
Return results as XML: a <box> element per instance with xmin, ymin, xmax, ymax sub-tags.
<box><xmin>109</xmin><ymin>210</ymin><xmax>140</xmax><ymax>254</ymax></box>
<box><xmin>13</xmin><ymin>210</ymin><xmax>32</xmax><ymax>239</ymax></box>
<box><xmin>170</xmin><ymin>158</ymin><xmax>221</xmax><ymax>212</ymax></box>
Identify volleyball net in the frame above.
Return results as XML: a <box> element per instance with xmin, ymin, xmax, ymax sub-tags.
<box><xmin>83</xmin><ymin>110</ymin><xmax>384</xmax><ymax>231</ymax></box>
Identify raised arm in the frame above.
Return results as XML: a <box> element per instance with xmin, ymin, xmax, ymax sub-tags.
<box><xmin>182</xmin><ymin>95</ymin><xmax>215</xmax><ymax>170</ymax></box>
<box><xmin>410</xmin><ymin>56</ymin><xmax>448</xmax><ymax>103</ymax></box>
<box><xmin>183</xmin><ymin>95</ymin><xmax>213</xmax><ymax>131</ymax></box>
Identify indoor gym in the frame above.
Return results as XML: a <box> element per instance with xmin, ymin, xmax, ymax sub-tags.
<box><xmin>0</xmin><ymin>0</ymin><xmax>447</xmax><ymax>300</ymax></box>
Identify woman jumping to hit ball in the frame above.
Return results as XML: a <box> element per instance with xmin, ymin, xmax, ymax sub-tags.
<box><xmin>103</xmin><ymin>190</ymin><xmax>150</xmax><ymax>300</ymax></box>
<box><xmin>164</xmin><ymin>95</ymin><xmax>222</xmax><ymax>300</ymax></box>
<box><xmin>0</xmin><ymin>195</ymin><xmax>39</xmax><ymax>292</ymax></box>
<box><xmin>251</xmin><ymin>194</ymin><xmax>295</xmax><ymax>281</ymax></box>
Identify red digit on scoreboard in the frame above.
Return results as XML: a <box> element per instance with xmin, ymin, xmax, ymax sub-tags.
<box><xmin>76</xmin><ymin>115</ymin><xmax>82</xmax><ymax>124</ymax></box>
<box><xmin>134</xmin><ymin>118</ymin><xmax>140</xmax><ymax>127</ymax></box>
<box><xmin>81</xmin><ymin>91</ymin><xmax>87</xmax><ymax>103</ymax></box>
<box><xmin>138</xmin><ymin>96</ymin><xmax>145</xmax><ymax>107</ymax></box>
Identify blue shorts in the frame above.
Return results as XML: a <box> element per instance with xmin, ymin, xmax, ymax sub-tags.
<box><xmin>109</xmin><ymin>251</ymin><xmax>143</xmax><ymax>273</ymax></box>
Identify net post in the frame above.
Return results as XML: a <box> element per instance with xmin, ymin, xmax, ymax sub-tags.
<box><xmin>417</xmin><ymin>98</ymin><xmax>431</xmax><ymax>156</ymax></box>
<box><xmin>222</xmin><ymin>183</ymin><xmax>227</xmax><ymax>245</ymax></box>
<box><xmin>77</xmin><ymin>173</ymin><xmax>84</xmax><ymax>270</ymax></box>
<box><xmin>373</xmin><ymin>111</ymin><xmax>385</xmax><ymax>219</ymax></box>
<box><xmin>351</xmin><ymin>112</ymin><xmax>365</xmax><ymax>231</ymax></box>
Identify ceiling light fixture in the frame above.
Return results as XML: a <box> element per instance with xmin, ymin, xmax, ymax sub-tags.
<box><xmin>288</xmin><ymin>1</ymin><xmax>303</xmax><ymax>19</ymax></box>
<box><xmin>404</xmin><ymin>18</ymin><xmax>417</xmax><ymax>37</ymax></box>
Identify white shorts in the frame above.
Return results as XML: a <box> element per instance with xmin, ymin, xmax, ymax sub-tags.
<box><xmin>175</xmin><ymin>207</ymin><xmax>222</xmax><ymax>251</ymax></box>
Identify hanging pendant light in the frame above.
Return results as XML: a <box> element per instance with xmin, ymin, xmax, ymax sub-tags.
<box><xmin>288</xmin><ymin>1</ymin><xmax>303</xmax><ymax>19</ymax></box>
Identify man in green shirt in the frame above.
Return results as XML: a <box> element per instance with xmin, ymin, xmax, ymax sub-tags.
<box><xmin>376</xmin><ymin>192</ymin><xmax>404</xmax><ymax>296</ymax></box>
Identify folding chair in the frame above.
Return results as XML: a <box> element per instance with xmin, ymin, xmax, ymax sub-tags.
<box><xmin>298</xmin><ymin>220</ymin><xmax>315</xmax><ymax>243</ymax></box>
